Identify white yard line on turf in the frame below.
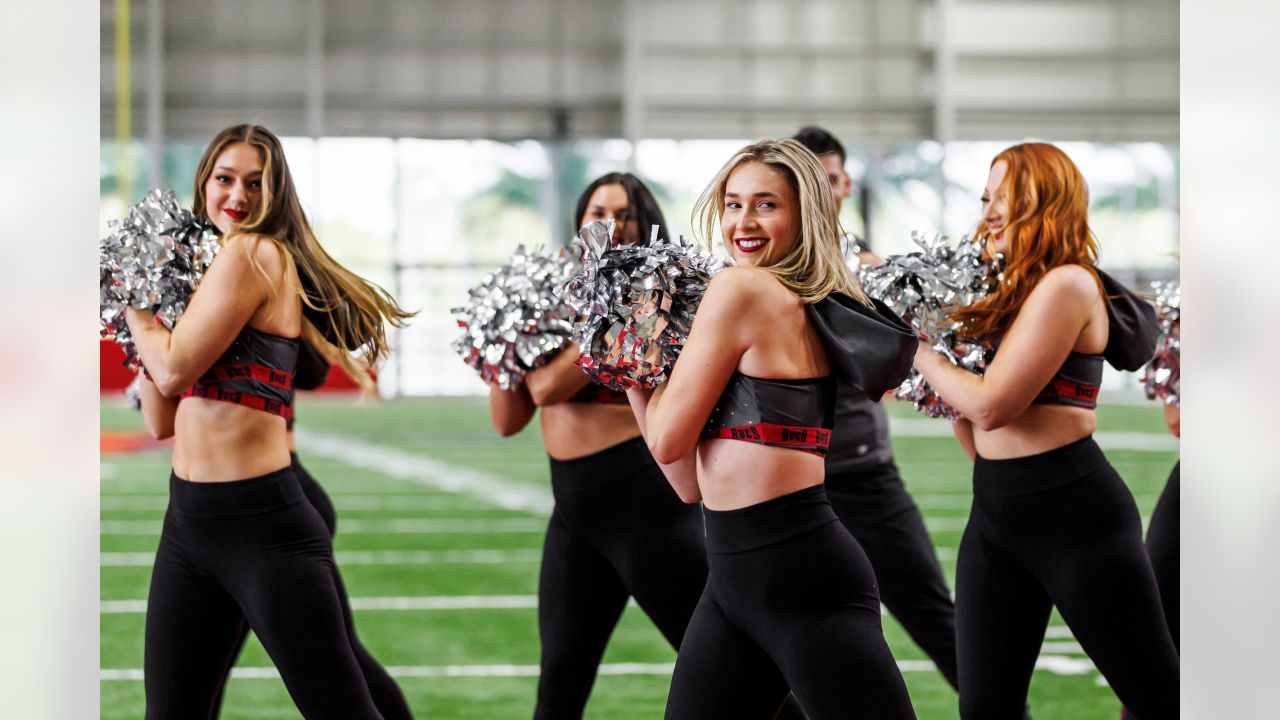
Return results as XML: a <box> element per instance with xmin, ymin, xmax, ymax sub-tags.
<box><xmin>105</xmin><ymin>515</ymin><xmax>988</xmax><ymax>536</ymax></box>
<box><xmin>100</xmin><ymin>517</ymin><xmax>548</xmax><ymax>535</ymax></box>
<box><xmin>100</xmin><ymin>493</ymin><xmax>483</xmax><ymax>512</ymax></box>
<box><xmin>101</xmin><ymin>548</ymin><xmax>544</xmax><ymax>567</ymax></box>
<box><xmin>100</xmin><ymin>655</ymin><xmax>1094</xmax><ymax>681</ymax></box>
<box><xmin>293</xmin><ymin>429</ymin><xmax>555</xmax><ymax>513</ymax></box>
<box><xmin>887</xmin><ymin>418</ymin><xmax>1177</xmax><ymax>451</ymax></box>
<box><xmin>102</xmin><ymin>595</ymin><xmax>541</xmax><ymax>614</ymax></box>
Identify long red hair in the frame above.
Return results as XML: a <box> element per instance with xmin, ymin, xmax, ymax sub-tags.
<box><xmin>951</xmin><ymin>142</ymin><xmax>1101</xmax><ymax>342</ymax></box>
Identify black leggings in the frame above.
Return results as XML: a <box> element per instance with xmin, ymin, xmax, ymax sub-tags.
<box><xmin>666</xmin><ymin>485</ymin><xmax>917</xmax><ymax>720</ymax></box>
<box><xmin>957</xmin><ymin>437</ymin><xmax>1178</xmax><ymax>719</ymax></box>
<box><xmin>1147</xmin><ymin>461</ymin><xmax>1179</xmax><ymax>649</ymax></box>
<box><xmin>144</xmin><ymin>466</ymin><xmax>383</xmax><ymax>719</ymax></box>
<box><xmin>825</xmin><ymin>462</ymin><xmax>959</xmax><ymax>689</ymax></box>
<box><xmin>209</xmin><ymin>456</ymin><xmax>413</xmax><ymax>719</ymax></box>
<box><xmin>535</xmin><ymin>437</ymin><xmax>709</xmax><ymax>719</ymax></box>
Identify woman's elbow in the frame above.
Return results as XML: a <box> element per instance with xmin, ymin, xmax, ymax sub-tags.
<box><xmin>647</xmin><ymin>434</ymin><xmax>691</xmax><ymax>466</ymax></box>
<box><xmin>492</xmin><ymin>418</ymin><xmax>526</xmax><ymax>437</ymax></box>
<box><xmin>672</xmin><ymin>484</ymin><xmax>702</xmax><ymax>504</ymax></box>
<box><xmin>144</xmin><ymin>418</ymin><xmax>175</xmax><ymax>440</ymax></box>
<box><xmin>151</xmin><ymin>371</ymin><xmax>187</xmax><ymax>399</ymax></box>
<box><xmin>968</xmin><ymin>403</ymin><xmax>1015</xmax><ymax>432</ymax></box>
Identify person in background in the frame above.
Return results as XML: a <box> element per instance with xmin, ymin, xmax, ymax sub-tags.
<box><xmin>793</xmin><ymin>125</ymin><xmax>967</xmax><ymax>699</ymax></box>
<box><xmin>487</xmin><ymin>172</ymin><xmax>711</xmax><ymax>720</ymax></box>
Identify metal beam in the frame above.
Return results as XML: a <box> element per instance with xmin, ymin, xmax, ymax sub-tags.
<box><xmin>306</xmin><ymin>0</ymin><xmax>325</xmax><ymax>138</ymax></box>
<box><xmin>145</xmin><ymin>0</ymin><xmax>163</xmax><ymax>189</ymax></box>
<box><xmin>622</xmin><ymin>0</ymin><xmax>643</xmax><ymax>170</ymax></box>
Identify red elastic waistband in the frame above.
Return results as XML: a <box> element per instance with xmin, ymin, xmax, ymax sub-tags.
<box><xmin>180</xmin><ymin>383</ymin><xmax>293</xmax><ymax>421</ymax></box>
<box><xmin>199</xmin><ymin>363</ymin><xmax>294</xmax><ymax>390</ymax></box>
<box><xmin>706</xmin><ymin>423</ymin><xmax>831</xmax><ymax>458</ymax></box>
<box><xmin>1037</xmin><ymin>378</ymin><xmax>1099</xmax><ymax>408</ymax></box>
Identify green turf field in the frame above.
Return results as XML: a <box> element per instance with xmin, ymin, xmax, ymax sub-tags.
<box><xmin>100</xmin><ymin>395</ymin><xmax>1177</xmax><ymax>719</ymax></box>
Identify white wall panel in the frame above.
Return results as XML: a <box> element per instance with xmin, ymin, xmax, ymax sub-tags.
<box><xmin>102</xmin><ymin>0</ymin><xmax>1177</xmax><ymax>142</ymax></box>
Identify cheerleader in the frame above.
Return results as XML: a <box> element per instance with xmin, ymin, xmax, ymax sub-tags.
<box><xmin>629</xmin><ymin>140</ymin><xmax>918</xmax><ymax>719</ymax></box>
<box><xmin>126</xmin><ymin>124</ymin><xmax>412</xmax><ymax>719</ymax></box>
<box><xmin>487</xmin><ymin>173</ymin><xmax>710</xmax><ymax>719</ymax></box>
<box><xmin>207</xmin><ymin>338</ymin><xmax>413</xmax><ymax>719</ymax></box>
<box><xmin>912</xmin><ymin>142</ymin><xmax>1178</xmax><ymax>718</ymax></box>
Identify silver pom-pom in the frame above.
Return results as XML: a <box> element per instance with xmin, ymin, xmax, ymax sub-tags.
<box><xmin>452</xmin><ymin>245</ymin><xmax>578</xmax><ymax>390</ymax></box>
<box><xmin>1142</xmin><ymin>279</ymin><xmax>1180</xmax><ymax>407</ymax></box>
<box><xmin>560</xmin><ymin>220</ymin><xmax>725</xmax><ymax>390</ymax></box>
<box><xmin>858</xmin><ymin>232</ymin><xmax>1002</xmax><ymax>420</ymax></box>
<box><xmin>99</xmin><ymin>189</ymin><xmax>221</xmax><ymax>367</ymax></box>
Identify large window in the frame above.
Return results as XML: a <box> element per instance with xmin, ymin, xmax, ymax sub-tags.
<box><xmin>102</xmin><ymin>138</ymin><xmax>1178</xmax><ymax>396</ymax></box>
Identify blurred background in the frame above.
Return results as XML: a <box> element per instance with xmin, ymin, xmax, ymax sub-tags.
<box><xmin>100</xmin><ymin>0</ymin><xmax>1179</xmax><ymax>397</ymax></box>
<box><xmin>96</xmin><ymin>3</ymin><xmax>1180</xmax><ymax>718</ymax></box>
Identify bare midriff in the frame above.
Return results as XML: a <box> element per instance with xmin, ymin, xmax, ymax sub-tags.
<box><xmin>973</xmin><ymin>403</ymin><xmax>1097</xmax><ymax>460</ymax></box>
<box><xmin>695</xmin><ymin>438</ymin><xmax>825</xmax><ymax>510</ymax></box>
<box><xmin>172</xmin><ymin>398</ymin><xmax>292</xmax><ymax>482</ymax></box>
<box><xmin>541</xmin><ymin>401</ymin><xmax>642</xmax><ymax>461</ymax></box>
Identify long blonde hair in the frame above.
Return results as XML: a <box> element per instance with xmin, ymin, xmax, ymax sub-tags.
<box><xmin>692</xmin><ymin>139</ymin><xmax>870</xmax><ymax>306</ymax></box>
<box><xmin>192</xmin><ymin>124</ymin><xmax>414</xmax><ymax>380</ymax></box>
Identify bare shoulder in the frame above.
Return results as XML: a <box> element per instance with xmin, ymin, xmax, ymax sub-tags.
<box><xmin>1034</xmin><ymin>264</ymin><xmax>1101</xmax><ymax>305</ymax></box>
<box><xmin>220</xmin><ymin>233</ymin><xmax>290</xmax><ymax>283</ymax></box>
<box><xmin>705</xmin><ymin>266</ymin><xmax>795</xmax><ymax>314</ymax></box>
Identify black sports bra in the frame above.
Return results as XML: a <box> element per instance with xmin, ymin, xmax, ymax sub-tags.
<box><xmin>567</xmin><ymin>383</ymin><xmax>629</xmax><ymax>405</ymax></box>
<box><xmin>702</xmin><ymin>372</ymin><xmax>835</xmax><ymax>457</ymax></box>
<box><xmin>987</xmin><ymin>269</ymin><xmax>1159</xmax><ymax>411</ymax></box>
<box><xmin>180</xmin><ymin>326</ymin><xmax>300</xmax><ymax>420</ymax></box>
<box><xmin>1036</xmin><ymin>351</ymin><xmax>1103</xmax><ymax>408</ymax></box>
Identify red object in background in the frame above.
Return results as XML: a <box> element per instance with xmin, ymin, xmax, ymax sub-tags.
<box><xmin>100</xmin><ymin>340</ymin><xmax>136</xmax><ymax>390</ymax></box>
<box><xmin>100</xmin><ymin>340</ymin><xmax>368</xmax><ymax>392</ymax></box>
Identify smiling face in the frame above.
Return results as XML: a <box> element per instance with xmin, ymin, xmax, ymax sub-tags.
<box><xmin>579</xmin><ymin>182</ymin><xmax>641</xmax><ymax>246</ymax></box>
<box><xmin>981</xmin><ymin>159</ymin><xmax>1011</xmax><ymax>254</ymax></box>
<box><xmin>203</xmin><ymin>142</ymin><xmax>265</xmax><ymax>234</ymax></box>
<box><xmin>720</xmin><ymin>161</ymin><xmax>800</xmax><ymax>267</ymax></box>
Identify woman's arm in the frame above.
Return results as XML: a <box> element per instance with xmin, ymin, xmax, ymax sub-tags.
<box><xmin>523</xmin><ymin>343</ymin><xmax>593</xmax><ymax>406</ymax></box>
<box><xmin>488</xmin><ymin>383</ymin><xmax>537</xmax><ymax>437</ymax></box>
<box><xmin>1163</xmin><ymin>403</ymin><xmax>1180</xmax><ymax>439</ymax></box>
<box><xmin>138</xmin><ymin>372</ymin><xmax>178</xmax><ymax>440</ymax></box>
<box><xmin>626</xmin><ymin>384</ymin><xmax>701</xmax><ymax>503</ymax></box>
<box><xmin>913</xmin><ymin>265</ymin><xmax>1101</xmax><ymax>431</ymax></box>
<box><xmin>951</xmin><ymin>418</ymin><xmax>977</xmax><ymax>461</ymax></box>
<box><xmin>643</xmin><ymin>268</ymin><xmax>754</xmax><ymax>463</ymax></box>
<box><xmin>123</xmin><ymin>235</ymin><xmax>277</xmax><ymax>397</ymax></box>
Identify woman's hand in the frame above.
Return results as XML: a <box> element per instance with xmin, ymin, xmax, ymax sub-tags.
<box><xmin>914</xmin><ymin>264</ymin><xmax>1100</xmax><ymax>431</ymax></box>
<box><xmin>523</xmin><ymin>344</ymin><xmax>592</xmax><ymax>406</ymax></box>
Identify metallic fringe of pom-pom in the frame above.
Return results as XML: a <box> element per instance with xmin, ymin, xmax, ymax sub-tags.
<box><xmin>99</xmin><ymin>189</ymin><xmax>221</xmax><ymax>369</ymax></box>
<box><xmin>1142</xmin><ymin>279</ymin><xmax>1180</xmax><ymax>407</ymax></box>
<box><xmin>451</xmin><ymin>245</ymin><xmax>579</xmax><ymax>390</ymax></box>
<box><xmin>858</xmin><ymin>232</ymin><xmax>1002</xmax><ymax>420</ymax></box>
<box><xmin>560</xmin><ymin>220</ymin><xmax>725</xmax><ymax>390</ymax></box>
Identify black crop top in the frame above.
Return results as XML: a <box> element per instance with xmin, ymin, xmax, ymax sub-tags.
<box><xmin>702</xmin><ymin>292</ymin><xmax>917</xmax><ymax>460</ymax></box>
<box><xmin>567</xmin><ymin>382</ymin><xmax>629</xmax><ymax>405</ymax></box>
<box><xmin>988</xmin><ymin>269</ymin><xmax>1157</xmax><ymax>411</ymax></box>
<box><xmin>1036</xmin><ymin>352</ymin><xmax>1103</xmax><ymax>408</ymax></box>
<box><xmin>702</xmin><ymin>373</ymin><xmax>836</xmax><ymax>457</ymax></box>
<box><xmin>810</xmin><ymin>294</ymin><xmax>917</xmax><ymax>472</ymax></box>
<box><xmin>180</xmin><ymin>326</ymin><xmax>300</xmax><ymax>420</ymax></box>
